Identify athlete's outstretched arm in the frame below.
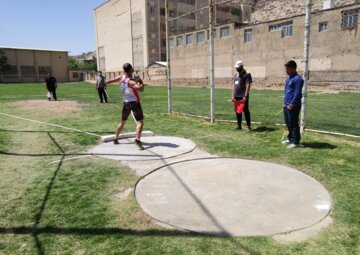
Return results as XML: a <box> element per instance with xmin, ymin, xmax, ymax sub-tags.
<box><xmin>105</xmin><ymin>76</ymin><xmax>122</xmax><ymax>85</ymax></box>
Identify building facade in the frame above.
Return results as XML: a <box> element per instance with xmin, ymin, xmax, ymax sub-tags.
<box><xmin>94</xmin><ymin>0</ymin><xmax>359</xmax><ymax>82</ymax></box>
<box><xmin>0</xmin><ymin>47</ymin><xmax>69</xmax><ymax>83</ymax></box>
<box><xmin>168</xmin><ymin>2</ymin><xmax>360</xmax><ymax>82</ymax></box>
<box><xmin>93</xmin><ymin>0</ymin><xmax>247</xmax><ymax>74</ymax></box>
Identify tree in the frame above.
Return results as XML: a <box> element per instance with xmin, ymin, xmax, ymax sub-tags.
<box><xmin>78</xmin><ymin>61</ymin><xmax>97</xmax><ymax>71</ymax></box>
<box><xmin>68</xmin><ymin>56</ymin><xmax>79</xmax><ymax>69</ymax></box>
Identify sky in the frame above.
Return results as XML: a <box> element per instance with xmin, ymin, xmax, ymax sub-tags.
<box><xmin>0</xmin><ymin>0</ymin><xmax>107</xmax><ymax>55</ymax></box>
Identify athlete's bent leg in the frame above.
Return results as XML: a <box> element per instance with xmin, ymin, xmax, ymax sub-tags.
<box><xmin>135</xmin><ymin>120</ymin><xmax>144</xmax><ymax>140</ymax></box>
<box><xmin>115</xmin><ymin>120</ymin><xmax>126</xmax><ymax>140</ymax></box>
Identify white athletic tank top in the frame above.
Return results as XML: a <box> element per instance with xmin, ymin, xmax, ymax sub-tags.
<box><xmin>120</xmin><ymin>74</ymin><xmax>138</xmax><ymax>102</ymax></box>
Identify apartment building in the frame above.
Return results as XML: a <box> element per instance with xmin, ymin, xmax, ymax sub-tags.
<box><xmin>93</xmin><ymin>0</ymin><xmax>247</xmax><ymax>74</ymax></box>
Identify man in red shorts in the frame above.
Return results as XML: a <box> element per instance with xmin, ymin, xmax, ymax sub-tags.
<box><xmin>105</xmin><ymin>63</ymin><xmax>145</xmax><ymax>149</ymax></box>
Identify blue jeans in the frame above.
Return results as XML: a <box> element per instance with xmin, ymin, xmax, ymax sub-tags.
<box><xmin>283</xmin><ymin>106</ymin><xmax>301</xmax><ymax>144</ymax></box>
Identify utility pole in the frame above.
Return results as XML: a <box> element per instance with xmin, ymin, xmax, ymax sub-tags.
<box><xmin>300</xmin><ymin>0</ymin><xmax>312</xmax><ymax>133</ymax></box>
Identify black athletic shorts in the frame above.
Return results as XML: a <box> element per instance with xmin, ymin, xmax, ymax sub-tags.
<box><xmin>122</xmin><ymin>102</ymin><xmax>144</xmax><ymax>121</ymax></box>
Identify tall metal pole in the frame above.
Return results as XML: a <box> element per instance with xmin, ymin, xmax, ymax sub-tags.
<box><xmin>129</xmin><ymin>0</ymin><xmax>135</xmax><ymax>66</ymax></box>
<box><xmin>209</xmin><ymin>0</ymin><xmax>215</xmax><ymax>123</ymax></box>
<box><xmin>300</xmin><ymin>0</ymin><xmax>312</xmax><ymax>133</ymax></box>
<box><xmin>165</xmin><ymin>0</ymin><xmax>172</xmax><ymax>113</ymax></box>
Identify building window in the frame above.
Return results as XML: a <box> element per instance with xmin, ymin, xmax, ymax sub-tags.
<box><xmin>21</xmin><ymin>66</ymin><xmax>36</xmax><ymax>76</ymax></box>
<box><xmin>244</xmin><ymin>29</ymin><xmax>252</xmax><ymax>43</ymax></box>
<box><xmin>169</xmin><ymin>38</ymin><xmax>174</xmax><ymax>48</ymax></box>
<box><xmin>197</xmin><ymin>31</ymin><xmax>205</xmax><ymax>43</ymax></box>
<box><xmin>162</xmin><ymin>39</ymin><xmax>166</xmax><ymax>47</ymax></box>
<box><xmin>186</xmin><ymin>34</ymin><xmax>193</xmax><ymax>45</ymax></box>
<box><xmin>160</xmin><ymin>8</ymin><xmax>165</xmax><ymax>16</ymax></box>
<box><xmin>269</xmin><ymin>24</ymin><xmax>282</xmax><ymax>32</ymax></box>
<box><xmin>281</xmin><ymin>22</ymin><xmax>293</xmax><ymax>37</ymax></box>
<box><xmin>3</xmin><ymin>65</ymin><xmax>17</xmax><ymax>75</ymax></box>
<box><xmin>177</xmin><ymin>36</ymin><xmax>183</xmax><ymax>47</ymax></box>
<box><xmin>160</xmin><ymin>24</ymin><xmax>166</xmax><ymax>32</ymax></box>
<box><xmin>220</xmin><ymin>26</ymin><xmax>230</xmax><ymax>38</ymax></box>
<box><xmin>319</xmin><ymin>22</ymin><xmax>328</xmax><ymax>32</ymax></box>
<box><xmin>150</xmin><ymin>6</ymin><xmax>155</xmax><ymax>14</ymax></box>
<box><xmin>72</xmin><ymin>72</ymin><xmax>79</xmax><ymax>79</ymax></box>
<box><xmin>269</xmin><ymin>21</ymin><xmax>293</xmax><ymax>37</ymax></box>
<box><xmin>341</xmin><ymin>9</ymin><xmax>359</xmax><ymax>29</ymax></box>
<box><xmin>38</xmin><ymin>66</ymin><xmax>51</xmax><ymax>75</ymax></box>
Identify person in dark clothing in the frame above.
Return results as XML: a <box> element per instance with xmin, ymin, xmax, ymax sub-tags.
<box><xmin>96</xmin><ymin>71</ymin><xmax>108</xmax><ymax>103</ymax></box>
<box><xmin>282</xmin><ymin>60</ymin><xmax>304</xmax><ymax>149</ymax></box>
<box><xmin>232</xmin><ymin>60</ymin><xmax>252</xmax><ymax>131</ymax></box>
<box><xmin>44</xmin><ymin>72</ymin><xmax>57</xmax><ymax>101</ymax></box>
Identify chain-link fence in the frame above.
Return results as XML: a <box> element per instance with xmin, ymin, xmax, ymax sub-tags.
<box><xmin>165</xmin><ymin>0</ymin><xmax>360</xmax><ymax>136</ymax></box>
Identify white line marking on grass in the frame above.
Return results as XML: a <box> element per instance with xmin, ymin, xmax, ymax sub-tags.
<box><xmin>50</xmin><ymin>155</ymin><xmax>93</xmax><ymax>164</ymax></box>
<box><xmin>0</xmin><ymin>112</ymin><xmax>101</xmax><ymax>137</ymax></box>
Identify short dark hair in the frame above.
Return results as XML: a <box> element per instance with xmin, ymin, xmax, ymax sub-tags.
<box><xmin>285</xmin><ymin>60</ymin><xmax>297</xmax><ymax>69</ymax></box>
<box><xmin>123</xmin><ymin>63</ymin><xmax>133</xmax><ymax>73</ymax></box>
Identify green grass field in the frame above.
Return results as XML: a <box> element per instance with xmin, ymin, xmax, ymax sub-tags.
<box><xmin>170</xmin><ymin>86</ymin><xmax>360</xmax><ymax>136</ymax></box>
<box><xmin>0</xmin><ymin>82</ymin><xmax>359</xmax><ymax>254</ymax></box>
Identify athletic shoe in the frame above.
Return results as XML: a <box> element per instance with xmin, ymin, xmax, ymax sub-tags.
<box><xmin>134</xmin><ymin>139</ymin><xmax>145</xmax><ymax>150</ymax></box>
<box><xmin>113</xmin><ymin>139</ymin><xmax>119</xmax><ymax>145</ymax></box>
<box><xmin>281</xmin><ymin>140</ymin><xmax>291</xmax><ymax>145</ymax></box>
<box><xmin>287</xmin><ymin>143</ymin><xmax>300</xmax><ymax>149</ymax></box>
<box><xmin>234</xmin><ymin>126</ymin><xmax>242</xmax><ymax>130</ymax></box>
<box><xmin>245</xmin><ymin>126</ymin><xmax>252</xmax><ymax>131</ymax></box>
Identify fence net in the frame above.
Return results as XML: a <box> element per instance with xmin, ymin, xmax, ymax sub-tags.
<box><xmin>166</xmin><ymin>0</ymin><xmax>360</xmax><ymax>136</ymax></box>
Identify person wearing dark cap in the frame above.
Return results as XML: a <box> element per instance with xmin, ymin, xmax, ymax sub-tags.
<box><xmin>232</xmin><ymin>60</ymin><xmax>252</xmax><ymax>131</ymax></box>
<box><xmin>105</xmin><ymin>63</ymin><xmax>145</xmax><ymax>149</ymax></box>
<box><xmin>282</xmin><ymin>60</ymin><xmax>304</xmax><ymax>149</ymax></box>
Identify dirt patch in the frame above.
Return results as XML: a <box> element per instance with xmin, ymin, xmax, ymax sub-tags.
<box><xmin>13</xmin><ymin>100</ymin><xmax>80</xmax><ymax>114</ymax></box>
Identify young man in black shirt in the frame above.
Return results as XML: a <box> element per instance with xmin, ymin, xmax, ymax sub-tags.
<box><xmin>44</xmin><ymin>72</ymin><xmax>57</xmax><ymax>101</ymax></box>
<box><xmin>232</xmin><ymin>60</ymin><xmax>252</xmax><ymax>131</ymax></box>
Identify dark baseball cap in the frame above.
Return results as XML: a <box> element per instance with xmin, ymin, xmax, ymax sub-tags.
<box><xmin>285</xmin><ymin>60</ymin><xmax>297</xmax><ymax>68</ymax></box>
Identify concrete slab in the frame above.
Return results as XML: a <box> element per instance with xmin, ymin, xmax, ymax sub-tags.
<box><xmin>123</xmin><ymin>147</ymin><xmax>213</xmax><ymax>176</ymax></box>
<box><xmin>88</xmin><ymin>136</ymin><xmax>196</xmax><ymax>161</ymax></box>
<box><xmin>135</xmin><ymin>158</ymin><xmax>332</xmax><ymax>237</ymax></box>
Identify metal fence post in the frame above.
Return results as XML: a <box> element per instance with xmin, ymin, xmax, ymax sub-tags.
<box><xmin>209</xmin><ymin>0</ymin><xmax>215</xmax><ymax>123</ymax></box>
<box><xmin>301</xmin><ymin>0</ymin><xmax>312</xmax><ymax>133</ymax></box>
<box><xmin>165</xmin><ymin>0</ymin><xmax>172</xmax><ymax>114</ymax></box>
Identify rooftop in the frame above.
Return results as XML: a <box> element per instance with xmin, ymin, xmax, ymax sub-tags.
<box><xmin>0</xmin><ymin>46</ymin><xmax>68</xmax><ymax>52</ymax></box>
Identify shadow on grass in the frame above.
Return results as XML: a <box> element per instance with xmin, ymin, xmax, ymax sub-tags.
<box><xmin>0</xmin><ymin>128</ymin><xmax>112</xmax><ymax>135</ymax></box>
<box><xmin>302</xmin><ymin>142</ymin><xmax>337</xmax><ymax>150</ymax></box>
<box><xmin>252</xmin><ymin>126</ymin><xmax>277</xmax><ymax>133</ymax></box>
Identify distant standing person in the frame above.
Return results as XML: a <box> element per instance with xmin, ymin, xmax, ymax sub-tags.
<box><xmin>282</xmin><ymin>60</ymin><xmax>304</xmax><ymax>149</ymax></box>
<box><xmin>96</xmin><ymin>71</ymin><xmax>108</xmax><ymax>103</ymax></box>
<box><xmin>232</xmin><ymin>60</ymin><xmax>252</xmax><ymax>131</ymax></box>
<box><xmin>105</xmin><ymin>63</ymin><xmax>145</xmax><ymax>149</ymax></box>
<box><xmin>45</xmin><ymin>72</ymin><xmax>57</xmax><ymax>101</ymax></box>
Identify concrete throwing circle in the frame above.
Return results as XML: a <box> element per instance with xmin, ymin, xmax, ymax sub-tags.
<box><xmin>89</xmin><ymin>136</ymin><xmax>196</xmax><ymax>161</ymax></box>
<box><xmin>135</xmin><ymin>158</ymin><xmax>332</xmax><ymax>236</ymax></box>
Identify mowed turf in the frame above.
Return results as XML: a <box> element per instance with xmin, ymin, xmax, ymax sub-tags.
<box><xmin>0</xmin><ymin>82</ymin><xmax>359</xmax><ymax>255</ymax></box>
